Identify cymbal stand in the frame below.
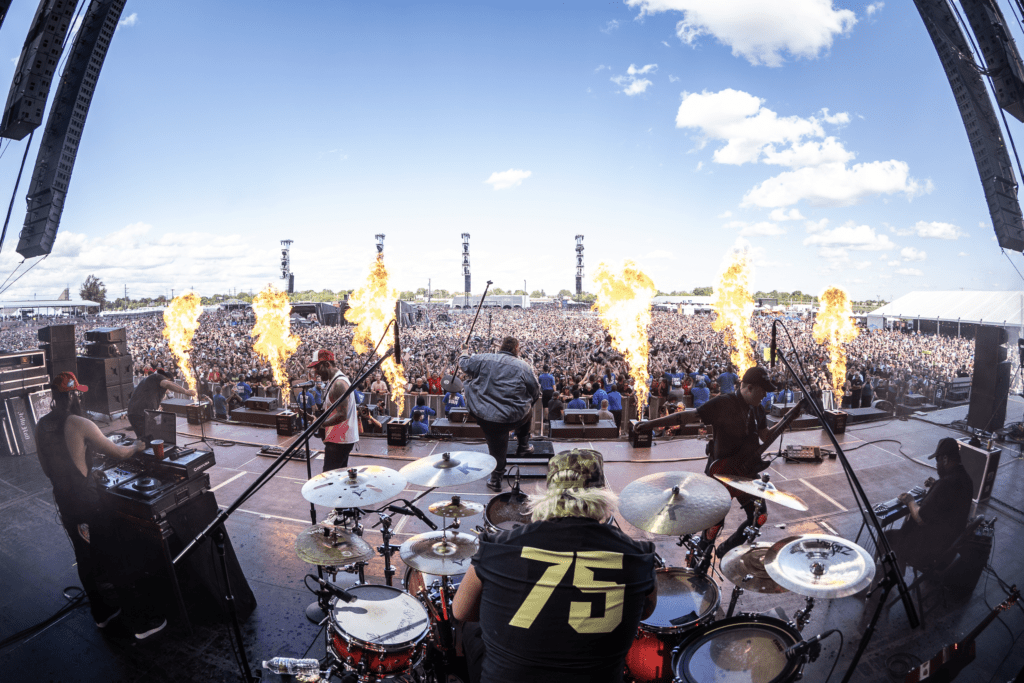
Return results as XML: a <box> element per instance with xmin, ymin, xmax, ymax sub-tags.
<box><xmin>793</xmin><ymin>596</ymin><xmax>815</xmax><ymax>631</ymax></box>
<box><xmin>377</xmin><ymin>512</ymin><xmax>398</xmax><ymax>587</ymax></box>
<box><xmin>726</xmin><ymin>576</ymin><xmax>752</xmax><ymax>618</ymax></box>
<box><xmin>743</xmin><ymin>497</ymin><xmax>768</xmax><ymax>544</ymax></box>
<box><xmin>678</xmin><ymin>533</ymin><xmax>720</xmax><ymax>579</ymax></box>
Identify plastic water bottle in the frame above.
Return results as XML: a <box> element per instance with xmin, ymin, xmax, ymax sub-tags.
<box><xmin>262</xmin><ymin>657</ymin><xmax>321</xmax><ymax>676</ymax></box>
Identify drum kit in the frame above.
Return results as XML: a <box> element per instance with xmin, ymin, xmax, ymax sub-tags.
<box><xmin>615</xmin><ymin>470</ymin><xmax>875</xmax><ymax>682</ymax></box>
<box><xmin>293</xmin><ymin>452</ymin><xmax>496</xmax><ymax>683</ymax></box>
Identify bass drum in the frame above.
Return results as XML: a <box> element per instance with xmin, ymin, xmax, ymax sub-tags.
<box><xmin>484</xmin><ymin>491</ymin><xmax>532</xmax><ymax>532</ymax></box>
<box><xmin>671</xmin><ymin>615</ymin><xmax>803</xmax><ymax>683</ymax></box>
<box><xmin>624</xmin><ymin>567</ymin><xmax>720</xmax><ymax>682</ymax></box>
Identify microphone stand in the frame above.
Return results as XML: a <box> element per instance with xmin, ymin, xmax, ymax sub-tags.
<box><xmin>770</xmin><ymin>320</ymin><xmax>918</xmax><ymax>682</ymax></box>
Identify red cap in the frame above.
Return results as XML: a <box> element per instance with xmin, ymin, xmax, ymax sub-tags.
<box><xmin>307</xmin><ymin>349</ymin><xmax>336</xmax><ymax>368</ymax></box>
<box><xmin>53</xmin><ymin>371</ymin><xmax>89</xmax><ymax>393</ymax></box>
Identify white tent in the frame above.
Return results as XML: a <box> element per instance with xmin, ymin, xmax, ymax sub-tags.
<box><xmin>867</xmin><ymin>291</ymin><xmax>1024</xmax><ymax>332</ymax></box>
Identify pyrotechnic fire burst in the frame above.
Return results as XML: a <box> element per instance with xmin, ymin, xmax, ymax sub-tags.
<box><xmin>813</xmin><ymin>286</ymin><xmax>859</xmax><ymax>396</ymax></box>
<box><xmin>591</xmin><ymin>261</ymin><xmax>657</xmax><ymax>410</ymax></box>
<box><xmin>251</xmin><ymin>285</ymin><xmax>300</xmax><ymax>397</ymax></box>
<box><xmin>162</xmin><ymin>292</ymin><xmax>204</xmax><ymax>399</ymax></box>
<box><xmin>712</xmin><ymin>246</ymin><xmax>758</xmax><ymax>374</ymax></box>
<box><xmin>345</xmin><ymin>256</ymin><xmax>406</xmax><ymax>410</ymax></box>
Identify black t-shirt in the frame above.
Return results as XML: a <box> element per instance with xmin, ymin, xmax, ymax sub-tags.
<box><xmin>696</xmin><ymin>392</ymin><xmax>766</xmax><ymax>476</ymax></box>
<box><xmin>472</xmin><ymin>517</ymin><xmax>656</xmax><ymax>683</ymax></box>
<box><xmin>548</xmin><ymin>398</ymin><xmax>564</xmax><ymax>420</ymax></box>
<box><xmin>127</xmin><ymin>373</ymin><xmax>168</xmax><ymax>417</ymax></box>
<box><xmin>898</xmin><ymin>464</ymin><xmax>974</xmax><ymax>563</ymax></box>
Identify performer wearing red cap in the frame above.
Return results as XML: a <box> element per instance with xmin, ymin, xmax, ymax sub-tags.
<box><xmin>35</xmin><ymin>373</ymin><xmax>167</xmax><ymax>639</ymax></box>
<box><xmin>308</xmin><ymin>350</ymin><xmax>359</xmax><ymax>472</ymax></box>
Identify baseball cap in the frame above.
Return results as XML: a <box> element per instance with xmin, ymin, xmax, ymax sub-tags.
<box><xmin>927</xmin><ymin>437</ymin><xmax>961</xmax><ymax>462</ymax></box>
<box><xmin>741</xmin><ymin>366</ymin><xmax>777</xmax><ymax>392</ymax></box>
<box><xmin>307</xmin><ymin>349</ymin><xmax>336</xmax><ymax>368</ymax></box>
<box><xmin>546</xmin><ymin>448</ymin><xmax>606</xmax><ymax>490</ymax></box>
<box><xmin>52</xmin><ymin>371</ymin><xmax>88</xmax><ymax>393</ymax></box>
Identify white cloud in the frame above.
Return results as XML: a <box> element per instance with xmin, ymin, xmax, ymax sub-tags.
<box><xmin>484</xmin><ymin>169</ymin><xmax>532</xmax><ymax>190</ymax></box>
<box><xmin>623</xmin><ymin>78</ymin><xmax>653</xmax><ymax>95</ymax></box>
<box><xmin>802</xmin><ymin>222</ymin><xmax>895</xmax><ymax>251</ymax></box>
<box><xmin>668</xmin><ymin>74</ymin><xmax>679</xmax><ymax>82</ymax></box>
<box><xmin>733</xmin><ymin>221</ymin><xmax>786</xmax><ymax>236</ymax></box>
<box><xmin>900</xmin><ymin>246</ymin><xmax>926</xmax><ymax>261</ymax></box>
<box><xmin>819</xmin><ymin>108</ymin><xmax>850</xmax><ymax>125</ymax></box>
<box><xmin>595</xmin><ymin>64</ymin><xmax>610</xmax><ymax>72</ymax></box>
<box><xmin>908</xmin><ymin>220</ymin><xmax>965</xmax><ymax>239</ymax></box>
<box><xmin>866</xmin><ymin>2</ymin><xmax>884</xmax><ymax>17</ymax></box>
<box><xmin>717</xmin><ymin>210</ymin><xmax>733</xmax><ymax>218</ymax></box>
<box><xmin>897</xmin><ymin>267</ymin><xmax>923</xmax><ymax>276</ymax></box>
<box><xmin>662</xmin><ymin>40</ymin><xmax>671</xmax><ymax>47</ymax></box>
<box><xmin>628</xmin><ymin>63</ymin><xmax>658</xmax><ymax>75</ymax></box>
<box><xmin>958</xmin><ymin>252</ymin><xmax>969</xmax><ymax>257</ymax></box>
<box><xmin>769</xmin><ymin>208</ymin><xmax>805</xmax><ymax>221</ymax></box>
<box><xmin>626</xmin><ymin>0</ymin><xmax>857</xmax><ymax>67</ymax></box>
<box><xmin>805</xmin><ymin>218</ymin><xmax>829</xmax><ymax>233</ymax></box>
<box><xmin>762</xmin><ymin>137</ymin><xmax>853</xmax><ymax>167</ymax></box>
<box><xmin>743</xmin><ymin>160</ymin><xmax>931</xmax><ymax>207</ymax></box>
<box><xmin>887</xmin><ymin>260</ymin><xmax>900</xmax><ymax>266</ymax></box>
<box><xmin>117</xmin><ymin>12</ymin><xmax>138</xmax><ymax>29</ymax></box>
<box><xmin>601</xmin><ymin>19</ymin><xmax>620</xmax><ymax>34</ymax></box>
<box><xmin>695</xmin><ymin>161</ymin><xmax>703</xmax><ymax>171</ymax></box>
<box><xmin>854</xmin><ymin>261</ymin><xmax>872</xmax><ymax>269</ymax></box>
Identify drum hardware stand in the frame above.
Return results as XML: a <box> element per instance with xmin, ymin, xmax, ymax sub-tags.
<box><xmin>726</xmin><ymin>577</ymin><xmax>751</xmax><ymax>618</ymax></box>
<box><xmin>307</xmin><ymin>508</ymin><xmax>366</xmax><ymax>623</ymax></box>
<box><xmin>678</xmin><ymin>533</ymin><xmax>721</xmax><ymax>580</ymax></box>
<box><xmin>792</xmin><ymin>596</ymin><xmax>815</xmax><ymax>631</ymax></box>
<box><xmin>376</xmin><ymin>512</ymin><xmax>398</xmax><ymax>587</ymax></box>
<box><xmin>768</xmin><ymin>319</ymin><xmax>919</xmax><ymax>682</ymax></box>
<box><xmin>214</xmin><ymin>525</ymin><xmax>257</xmax><ymax>683</ymax></box>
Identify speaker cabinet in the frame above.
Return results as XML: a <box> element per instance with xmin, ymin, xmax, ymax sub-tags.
<box><xmin>968</xmin><ymin>327</ymin><xmax>1011</xmax><ymax>432</ymax></box>
<box><xmin>957</xmin><ymin>438</ymin><xmax>1002</xmax><ymax>504</ymax></box>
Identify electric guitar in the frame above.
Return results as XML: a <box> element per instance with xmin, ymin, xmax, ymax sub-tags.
<box><xmin>709</xmin><ymin>398</ymin><xmax>808</xmax><ymax>478</ymax></box>
<box><xmin>904</xmin><ymin>585</ymin><xmax>1020</xmax><ymax>682</ymax></box>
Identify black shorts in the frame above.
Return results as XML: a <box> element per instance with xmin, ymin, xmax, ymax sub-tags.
<box><xmin>541</xmin><ymin>390</ymin><xmax>553</xmax><ymax>408</ymax></box>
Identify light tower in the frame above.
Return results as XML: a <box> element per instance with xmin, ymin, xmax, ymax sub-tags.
<box><xmin>375</xmin><ymin>234</ymin><xmax>385</xmax><ymax>257</ymax></box>
<box><xmin>280</xmin><ymin>239</ymin><xmax>294</xmax><ymax>294</ymax></box>
<box><xmin>462</xmin><ymin>233</ymin><xmax>471</xmax><ymax>295</ymax></box>
<box><xmin>575</xmin><ymin>235</ymin><xmax>584</xmax><ymax>300</ymax></box>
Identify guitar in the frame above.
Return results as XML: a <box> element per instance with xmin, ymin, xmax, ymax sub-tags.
<box><xmin>709</xmin><ymin>398</ymin><xmax>809</xmax><ymax>479</ymax></box>
<box><xmin>904</xmin><ymin>585</ymin><xmax>1020</xmax><ymax>682</ymax></box>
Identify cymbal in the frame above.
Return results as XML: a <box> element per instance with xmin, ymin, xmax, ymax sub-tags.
<box><xmin>295</xmin><ymin>525</ymin><xmax>375</xmax><ymax>566</ymax></box>
<box><xmin>719</xmin><ymin>542</ymin><xmax>789</xmax><ymax>594</ymax></box>
<box><xmin>441</xmin><ymin>375</ymin><xmax>464</xmax><ymax>394</ymax></box>
<box><xmin>301</xmin><ymin>466</ymin><xmax>407</xmax><ymax>507</ymax></box>
<box><xmin>399</xmin><ymin>451</ymin><xmax>496</xmax><ymax>488</ymax></box>
<box><xmin>619</xmin><ymin>471</ymin><xmax>732</xmax><ymax>536</ymax></box>
<box><xmin>713</xmin><ymin>474</ymin><xmax>809</xmax><ymax>512</ymax></box>
<box><xmin>428</xmin><ymin>497</ymin><xmax>485</xmax><ymax>519</ymax></box>
<box><xmin>764</xmin><ymin>534</ymin><xmax>875</xmax><ymax>598</ymax></box>
<box><xmin>400</xmin><ymin>530</ymin><xmax>479</xmax><ymax>575</ymax></box>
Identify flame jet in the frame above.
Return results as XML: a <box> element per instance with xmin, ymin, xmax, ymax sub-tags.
<box><xmin>712</xmin><ymin>246</ymin><xmax>758</xmax><ymax>374</ymax></box>
<box><xmin>591</xmin><ymin>261</ymin><xmax>657</xmax><ymax>411</ymax></box>
<box><xmin>251</xmin><ymin>285</ymin><xmax>300</xmax><ymax>397</ymax></box>
<box><xmin>813</xmin><ymin>286</ymin><xmax>859</xmax><ymax>396</ymax></box>
<box><xmin>344</xmin><ymin>256</ymin><xmax>406</xmax><ymax>411</ymax></box>
<box><xmin>162</xmin><ymin>292</ymin><xmax>204</xmax><ymax>400</ymax></box>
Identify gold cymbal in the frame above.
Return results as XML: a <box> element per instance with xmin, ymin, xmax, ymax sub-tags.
<box><xmin>295</xmin><ymin>524</ymin><xmax>375</xmax><ymax>566</ymax></box>
<box><xmin>763</xmin><ymin>534</ymin><xmax>875</xmax><ymax>598</ymax></box>
<box><xmin>619</xmin><ymin>471</ymin><xmax>732</xmax><ymax>536</ymax></box>
<box><xmin>719</xmin><ymin>542</ymin><xmax>789</xmax><ymax>594</ymax></box>
<box><xmin>713</xmin><ymin>474</ymin><xmax>809</xmax><ymax>511</ymax></box>
<box><xmin>428</xmin><ymin>497</ymin><xmax>485</xmax><ymax>519</ymax></box>
<box><xmin>399</xmin><ymin>451</ymin><xmax>496</xmax><ymax>488</ymax></box>
<box><xmin>400</xmin><ymin>530</ymin><xmax>480</xmax><ymax>576</ymax></box>
<box><xmin>301</xmin><ymin>466</ymin><xmax>407</xmax><ymax>508</ymax></box>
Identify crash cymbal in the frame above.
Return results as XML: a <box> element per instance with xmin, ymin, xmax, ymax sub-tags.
<box><xmin>399</xmin><ymin>451</ymin><xmax>497</xmax><ymax>488</ymax></box>
<box><xmin>441</xmin><ymin>374</ymin><xmax>464</xmax><ymax>394</ymax></box>
<box><xmin>713</xmin><ymin>474</ymin><xmax>809</xmax><ymax>512</ymax></box>
<box><xmin>719</xmin><ymin>542</ymin><xmax>789</xmax><ymax>594</ymax></box>
<box><xmin>301</xmin><ymin>466</ymin><xmax>407</xmax><ymax>508</ymax></box>
<box><xmin>764</xmin><ymin>534</ymin><xmax>875</xmax><ymax>599</ymax></box>
<box><xmin>428</xmin><ymin>497</ymin><xmax>485</xmax><ymax>519</ymax></box>
<box><xmin>400</xmin><ymin>530</ymin><xmax>480</xmax><ymax>575</ymax></box>
<box><xmin>295</xmin><ymin>525</ymin><xmax>375</xmax><ymax>566</ymax></box>
<box><xmin>619</xmin><ymin>471</ymin><xmax>732</xmax><ymax>536</ymax></box>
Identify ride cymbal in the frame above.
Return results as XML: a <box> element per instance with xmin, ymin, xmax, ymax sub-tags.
<box><xmin>400</xmin><ymin>451</ymin><xmax>496</xmax><ymax>488</ymax></box>
<box><xmin>428</xmin><ymin>497</ymin><xmax>485</xmax><ymax>519</ymax></box>
<box><xmin>619</xmin><ymin>471</ymin><xmax>732</xmax><ymax>536</ymax></box>
<box><xmin>764</xmin><ymin>534</ymin><xmax>875</xmax><ymax>598</ymax></box>
<box><xmin>301</xmin><ymin>466</ymin><xmax>407</xmax><ymax>508</ymax></box>
<box><xmin>713</xmin><ymin>474</ymin><xmax>809</xmax><ymax>512</ymax></box>
<box><xmin>400</xmin><ymin>530</ymin><xmax>480</xmax><ymax>575</ymax></box>
<box><xmin>295</xmin><ymin>525</ymin><xmax>375</xmax><ymax>566</ymax></box>
<box><xmin>719</xmin><ymin>542</ymin><xmax>789</xmax><ymax>594</ymax></box>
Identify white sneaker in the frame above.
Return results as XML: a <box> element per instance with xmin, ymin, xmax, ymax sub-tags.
<box><xmin>95</xmin><ymin>608</ymin><xmax>121</xmax><ymax>628</ymax></box>
<box><xmin>134</xmin><ymin>618</ymin><xmax>167</xmax><ymax>640</ymax></box>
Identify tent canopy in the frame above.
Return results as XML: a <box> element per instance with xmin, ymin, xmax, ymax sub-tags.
<box><xmin>869</xmin><ymin>291</ymin><xmax>1024</xmax><ymax>326</ymax></box>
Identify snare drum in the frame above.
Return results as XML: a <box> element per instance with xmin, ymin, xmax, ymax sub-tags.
<box><xmin>624</xmin><ymin>568</ymin><xmax>721</xmax><ymax>682</ymax></box>
<box><xmin>671</xmin><ymin>614</ymin><xmax>802</xmax><ymax>683</ymax></box>
<box><xmin>328</xmin><ymin>584</ymin><xmax>430</xmax><ymax>681</ymax></box>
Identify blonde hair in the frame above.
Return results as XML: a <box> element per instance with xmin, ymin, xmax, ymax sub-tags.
<box><xmin>527</xmin><ymin>484</ymin><xmax>619</xmax><ymax>523</ymax></box>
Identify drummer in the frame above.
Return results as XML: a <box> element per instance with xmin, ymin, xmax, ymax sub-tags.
<box><xmin>453</xmin><ymin>448</ymin><xmax>657</xmax><ymax>683</ymax></box>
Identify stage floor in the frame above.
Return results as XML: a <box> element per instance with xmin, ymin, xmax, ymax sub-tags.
<box><xmin>1</xmin><ymin>400</ymin><xmax>1023</xmax><ymax>682</ymax></box>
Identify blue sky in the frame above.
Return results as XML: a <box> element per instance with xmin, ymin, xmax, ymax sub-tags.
<box><xmin>0</xmin><ymin>0</ymin><xmax>1020</xmax><ymax>302</ymax></box>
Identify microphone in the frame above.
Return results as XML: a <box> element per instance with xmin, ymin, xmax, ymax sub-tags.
<box><xmin>394</xmin><ymin>304</ymin><xmax>402</xmax><ymax>365</ymax></box>
<box><xmin>309</xmin><ymin>575</ymin><xmax>356</xmax><ymax>603</ymax></box>
<box><xmin>784</xmin><ymin>630</ymin><xmax>833</xmax><ymax>659</ymax></box>
<box><xmin>770</xmin><ymin>321</ymin><xmax>777</xmax><ymax>369</ymax></box>
<box><xmin>294</xmin><ymin>381</ymin><xmax>315</xmax><ymax>389</ymax></box>
<box><xmin>405</xmin><ymin>501</ymin><xmax>438</xmax><ymax>530</ymax></box>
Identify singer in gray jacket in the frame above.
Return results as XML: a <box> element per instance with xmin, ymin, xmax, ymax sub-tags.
<box><xmin>459</xmin><ymin>336</ymin><xmax>540</xmax><ymax>492</ymax></box>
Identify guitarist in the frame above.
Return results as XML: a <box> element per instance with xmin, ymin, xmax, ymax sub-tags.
<box><xmin>693</xmin><ymin>366</ymin><xmax>782</xmax><ymax>565</ymax></box>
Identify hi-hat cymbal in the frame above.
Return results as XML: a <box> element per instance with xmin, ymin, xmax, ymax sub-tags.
<box><xmin>400</xmin><ymin>530</ymin><xmax>480</xmax><ymax>575</ymax></box>
<box><xmin>301</xmin><ymin>466</ymin><xmax>407</xmax><ymax>508</ymax></box>
<box><xmin>764</xmin><ymin>534</ymin><xmax>875</xmax><ymax>598</ymax></box>
<box><xmin>428</xmin><ymin>498</ymin><xmax>485</xmax><ymax>519</ymax></box>
<box><xmin>719</xmin><ymin>542</ymin><xmax>789</xmax><ymax>594</ymax></box>
<box><xmin>400</xmin><ymin>451</ymin><xmax>497</xmax><ymax>488</ymax></box>
<box><xmin>295</xmin><ymin>525</ymin><xmax>375</xmax><ymax>566</ymax></box>
<box><xmin>619</xmin><ymin>471</ymin><xmax>732</xmax><ymax>536</ymax></box>
<box><xmin>713</xmin><ymin>474</ymin><xmax>809</xmax><ymax>512</ymax></box>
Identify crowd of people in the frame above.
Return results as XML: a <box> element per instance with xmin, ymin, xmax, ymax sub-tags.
<box><xmin>0</xmin><ymin>306</ymin><xmax>988</xmax><ymax>416</ymax></box>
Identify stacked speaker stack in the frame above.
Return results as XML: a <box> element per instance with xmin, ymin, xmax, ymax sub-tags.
<box><xmin>967</xmin><ymin>327</ymin><xmax>1012</xmax><ymax>433</ymax></box>
<box><xmin>38</xmin><ymin>323</ymin><xmax>77</xmax><ymax>379</ymax></box>
<box><xmin>77</xmin><ymin>327</ymin><xmax>134</xmax><ymax>415</ymax></box>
